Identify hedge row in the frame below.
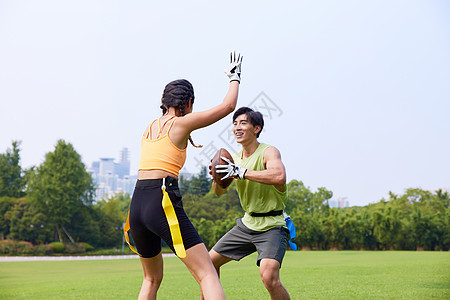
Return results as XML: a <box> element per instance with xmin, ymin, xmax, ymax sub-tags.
<box><xmin>0</xmin><ymin>240</ymin><xmax>94</xmax><ymax>256</ymax></box>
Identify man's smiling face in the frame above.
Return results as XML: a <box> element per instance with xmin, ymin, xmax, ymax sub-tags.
<box><xmin>233</xmin><ymin>114</ymin><xmax>261</xmax><ymax>144</ymax></box>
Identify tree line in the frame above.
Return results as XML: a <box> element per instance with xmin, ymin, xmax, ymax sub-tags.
<box><xmin>0</xmin><ymin>140</ymin><xmax>449</xmax><ymax>254</ymax></box>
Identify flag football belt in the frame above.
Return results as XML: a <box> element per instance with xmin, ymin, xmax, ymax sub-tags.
<box><xmin>249</xmin><ymin>210</ymin><xmax>283</xmax><ymax>217</ymax></box>
<box><xmin>123</xmin><ymin>177</ymin><xmax>186</xmax><ymax>258</ymax></box>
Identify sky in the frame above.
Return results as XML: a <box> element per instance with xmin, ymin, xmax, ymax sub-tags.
<box><xmin>1</xmin><ymin>0</ymin><xmax>449</xmax><ymax>206</ymax></box>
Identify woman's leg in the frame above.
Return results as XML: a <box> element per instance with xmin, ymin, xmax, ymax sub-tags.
<box><xmin>138</xmin><ymin>252</ymin><xmax>164</xmax><ymax>300</ymax></box>
<box><xmin>180</xmin><ymin>243</ymin><xmax>226</xmax><ymax>300</ymax></box>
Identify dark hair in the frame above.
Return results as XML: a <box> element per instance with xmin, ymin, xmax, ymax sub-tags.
<box><xmin>232</xmin><ymin>107</ymin><xmax>264</xmax><ymax>138</ymax></box>
<box><xmin>160</xmin><ymin>79</ymin><xmax>201</xmax><ymax>148</ymax></box>
<box><xmin>160</xmin><ymin>79</ymin><xmax>195</xmax><ymax>116</ymax></box>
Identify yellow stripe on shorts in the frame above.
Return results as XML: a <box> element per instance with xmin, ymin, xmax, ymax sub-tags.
<box><xmin>161</xmin><ymin>187</ymin><xmax>186</xmax><ymax>258</ymax></box>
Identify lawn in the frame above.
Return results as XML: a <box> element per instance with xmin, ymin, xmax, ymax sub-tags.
<box><xmin>0</xmin><ymin>251</ymin><xmax>449</xmax><ymax>299</ymax></box>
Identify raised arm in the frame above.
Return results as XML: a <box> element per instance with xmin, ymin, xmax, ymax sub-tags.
<box><xmin>176</xmin><ymin>52</ymin><xmax>243</xmax><ymax>133</ymax></box>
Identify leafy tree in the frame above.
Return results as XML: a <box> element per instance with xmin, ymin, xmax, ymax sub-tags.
<box><xmin>4</xmin><ymin>198</ymin><xmax>51</xmax><ymax>244</ymax></box>
<box><xmin>287</xmin><ymin>180</ymin><xmax>332</xmax><ymax>249</ymax></box>
<box><xmin>64</xmin><ymin>192</ymin><xmax>131</xmax><ymax>249</ymax></box>
<box><xmin>372</xmin><ymin>203</ymin><xmax>402</xmax><ymax>249</ymax></box>
<box><xmin>358</xmin><ymin>208</ymin><xmax>377</xmax><ymax>250</ymax></box>
<box><xmin>192</xmin><ymin>218</ymin><xmax>216</xmax><ymax>248</ymax></box>
<box><xmin>27</xmin><ymin>140</ymin><xmax>94</xmax><ymax>243</ymax></box>
<box><xmin>0</xmin><ymin>141</ymin><xmax>25</xmax><ymax>198</ymax></box>
<box><xmin>339</xmin><ymin>208</ymin><xmax>361</xmax><ymax>250</ymax></box>
<box><xmin>180</xmin><ymin>166</ymin><xmax>211</xmax><ymax>196</ymax></box>
<box><xmin>436</xmin><ymin>189</ymin><xmax>450</xmax><ymax>208</ymax></box>
<box><xmin>191</xmin><ymin>215</ymin><xmax>237</xmax><ymax>249</ymax></box>
<box><xmin>324</xmin><ymin>208</ymin><xmax>344</xmax><ymax>249</ymax></box>
<box><xmin>434</xmin><ymin>189</ymin><xmax>450</xmax><ymax>250</ymax></box>
<box><xmin>94</xmin><ymin>192</ymin><xmax>131</xmax><ymax>248</ymax></box>
<box><xmin>284</xmin><ymin>180</ymin><xmax>311</xmax><ymax>214</ymax></box>
<box><xmin>183</xmin><ymin>183</ymin><xmax>242</xmax><ymax>221</ymax></box>
<box><xmin>66</xmin><ymin>206</ymin><xmax>101</xmax><ymax>247</ymax></box>
<box><xmin>0</xmin><ymin>197</ymin><xmax>14</xmax><ymax>239</ymax></box>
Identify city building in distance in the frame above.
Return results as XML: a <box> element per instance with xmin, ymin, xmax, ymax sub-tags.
<box><xmin>88</xmin><ymin>148</ymin><xmax>137</xmax><ymax>202</ymax></box>
<box><xmin>327</xmin><ymin>197</ymin><xmax>350</xmax><ymax>208</ymax></box>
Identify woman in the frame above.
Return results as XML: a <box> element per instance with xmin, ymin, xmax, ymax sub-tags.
<box><xmin>126</xmin><ymin>52</ymin><xmax>242</xmax><ymax>300</ymax></box>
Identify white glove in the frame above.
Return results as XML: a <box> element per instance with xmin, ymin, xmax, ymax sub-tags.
<box><xmin>215</xmin><ymin>156</ymin><xmax>247</xmax><ymax>180</ymax></box>
<box><xmin>224</xmin><ymin>51</ymin><xmax>243</xmax><ymax>83</ymax></box>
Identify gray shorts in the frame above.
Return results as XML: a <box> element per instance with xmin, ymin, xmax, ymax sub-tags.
<box><xmin>212</xmin><ymin>218</ymin><xmax>289</xmax><ymax>267</ymax></box>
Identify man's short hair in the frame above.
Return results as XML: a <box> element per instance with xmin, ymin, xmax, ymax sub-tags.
<box><xmin>233</xmin><ymin>107</ymin><xmax>264</xmax><ymax>138</ymax></box>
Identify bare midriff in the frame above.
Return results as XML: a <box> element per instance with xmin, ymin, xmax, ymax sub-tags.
<box><xmin>138</xmin><ymin>169</ymin><xmax>178</xmax><ymax>180</ymax></box>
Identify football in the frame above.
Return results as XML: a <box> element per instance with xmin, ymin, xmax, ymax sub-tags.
<box><xmin>211</xmin><ymin>148</ymin><xmax>234</xmax><ymax>188</ymax></box>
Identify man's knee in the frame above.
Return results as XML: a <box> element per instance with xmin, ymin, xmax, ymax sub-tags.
<box><xmin>261</xmin><ymin>270</ymin><xmax>281</xmax><ymax>290</ymax></box>
<box><xmin>209</xmin><ymin>249</ymin><xmax>230</xmax><ymax>269</ymax></box>
<box><xmin>259</xmin><ymin>259</ymin><xmax>282</xmax><ymax>291</ymax></box>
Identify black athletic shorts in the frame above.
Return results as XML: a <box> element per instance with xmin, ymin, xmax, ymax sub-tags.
<box><xmin>212</xmin><ymin>218</ymin><xmax>289</xmax><ymax>267</ymax></box>
<box><xmin>129</xmin><ymin>177</ymin><xmax>203</xmax><ymax>258</ymax></box>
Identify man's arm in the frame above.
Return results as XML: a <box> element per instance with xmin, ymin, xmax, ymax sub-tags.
<box><xmin>244</xmin><ymin>146</ymin><xmax>286</xmax><ymax>190</ymax></box>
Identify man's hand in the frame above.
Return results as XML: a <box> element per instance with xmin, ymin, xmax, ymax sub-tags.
<box><xmin>215</xmin><ymin>156</ymin><xmax>247</xmax><ymax>180</ymax></box>
<box><xmin>224</xmin><ymin>51</ymin><xmax>243</xmax><ymax>83</ymax></box>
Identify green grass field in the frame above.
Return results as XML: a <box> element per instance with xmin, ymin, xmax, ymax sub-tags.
<box><xmin>0</xmin><ymin>251</ymin><xmax>449</xmax><ymax>299</ymax></box>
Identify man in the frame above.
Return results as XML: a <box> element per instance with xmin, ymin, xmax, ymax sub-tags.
<box><xmin>209</xmin><ymin>106</ymin><xmax>290</xmax><ymax>300</ymax></box>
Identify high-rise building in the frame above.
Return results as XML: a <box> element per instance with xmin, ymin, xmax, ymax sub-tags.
<box><xmin>115</xmin><ymin>148</ymin><xmax>130</xmax><ymax>179</ymax></box>
<box><xmin>99</xmin><ymin>158</ymin><xmax>115</xmax><ymax>177</ymax></box>
<box><xmin>327</xmin><ymin>197</ymin><xmax>350</xmax><ymax>208</ymax></box>
<box><xmin>88</xmin><ymin>148</ymin><xmax>137</xmax><ymax>201</ymax></box>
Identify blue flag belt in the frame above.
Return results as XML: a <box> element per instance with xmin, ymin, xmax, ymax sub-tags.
<box><xmin>283</xmin><ymin>212</ymin><xmax>297</xmax><ymax>251</ymax></box>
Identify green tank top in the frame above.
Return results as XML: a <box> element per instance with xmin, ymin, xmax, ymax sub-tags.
<box><xmin>232</xmin><ymin>143</ymin><xmax>287</xmax><ymax>231</ymax></box>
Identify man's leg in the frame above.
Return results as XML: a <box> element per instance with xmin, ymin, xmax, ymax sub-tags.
<box><xmin>209</xmin><ymin>249</ymin><xmax>233</xmax><ymax>277</ymax></box>
<box><xmin>259</xmin><ymin>258</ymin><xmax>290</xmax><ymax>300</ymax></box>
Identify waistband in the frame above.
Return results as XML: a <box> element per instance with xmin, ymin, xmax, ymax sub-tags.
<box><xmin>249</xmin><ymin>210</ymin><xmax>283</xmax><ymax>217</ymax></box>
<box><xmin>135</xmin><ymin>176</ymin><xmax>178</xmax><ymax>188</ymax></box>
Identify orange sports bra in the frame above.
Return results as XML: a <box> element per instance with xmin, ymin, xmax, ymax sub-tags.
<box><xmin>138</xmin><ymin>116</ymin><xmax>187</xmax><ymax>176</ymax></box>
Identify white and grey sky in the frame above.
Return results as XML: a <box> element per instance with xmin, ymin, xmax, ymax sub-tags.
<box><xmin>1</xmin><ymin>0</ymin><xmax>449</xmax><ymax>206</ymax></box>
